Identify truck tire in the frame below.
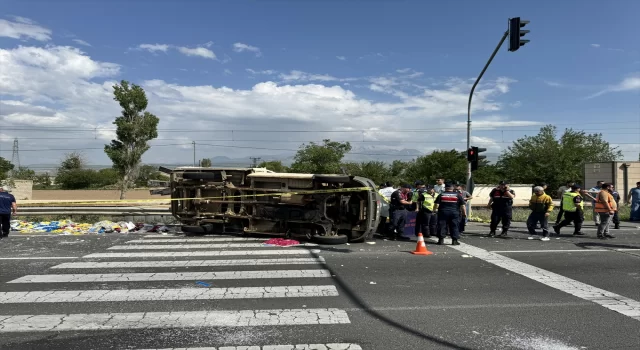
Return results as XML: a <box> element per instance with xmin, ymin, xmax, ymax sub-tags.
<box><xmin>312</xmin><ymin>234</ymin><xmax>348</xmax><ymax>245</ymax></box>
<box><xmin>313</xmin><ymin>175</ymin><xmax>351</xmax><ymax>184</ymax></box>
<box><xmin>181</xmin><ymin>225</ymin><xmax>205</xmax><ymax>234</ymax></box>
<box><xmin>182</xmin><ymin>172</ymin><xmax>222</xmax><ymax>181</ymax></box>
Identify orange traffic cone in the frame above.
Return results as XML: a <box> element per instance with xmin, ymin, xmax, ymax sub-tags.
<box><xmin>411</xmin><ymin>233</ymin><xmax>433</xmax><ymax>255</ymax></box>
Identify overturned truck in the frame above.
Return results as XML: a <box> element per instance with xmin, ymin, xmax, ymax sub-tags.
<box><xmin>155</xmin><ymin>167</ymin><xmax>382</xmax><ymax>244</ymax></box>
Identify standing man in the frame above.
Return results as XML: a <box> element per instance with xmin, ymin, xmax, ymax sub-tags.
<box><xmin>553</xmin><ymin>184</ymin><xmax>585</xmax><ymax>236</ymax></box>
<box><xmin>433</xmin><ymin>183</ymin><xmax>466</xmax><ymax>246</ymax></box>
<box><xmin>527</xmin><ymin>186</ymin><xmax>554</xmax><ymax>241</ymax></box>
<box><xmin>595</xmin><ymin>183</ymin><xmax>616</xmax><ymax>239</ymax></box>
<box><xmin>487</xmin><ymin>181</ymin><xmax>515</xmax><ymax>237</ymax></box>
<box><xmin>555</xmin><ymin>181</ymin><xmax>575</xmax><ymax>225</ymax></box>
<box><xmin>377</xmin><ymin>181</ymin><xmax>394</xmax><ymax>234</ymax></box>
<box><xmin>417</xmin><ymin>185</ymin><xmax>439</xmax><ymax>238</ymax></box>
<box><xmin>609</xmin><ymin>185</ymin><xmax>621</xmax><ymax>229</ymax></box>
<box><xmin>628</xmin><ymin>182</ymin><xmax>640</xmax><ymax>222</ymax></box>
<box><xmin>0</xmin><ymin>185</ymin><xmax>17</xmax><ymax>239</ymax></box>
<box><xmin>388</xmin><ymin>184</ymin><xmax>412</xmax><ymax>241</ymax></box>
<box><xmin>433</xmin><ymin>178</ymin><xmax>445</xmax><ymax>195</ymax></box>
<box><xmin>587</xmin><ymin>181</ymin><xmax>604</xmax><ymax>226</ymax></box>
<box><xmin>411</xmin><ymin>181</ymin><xmax>427</xmax><ymax>236</ymax></box>
<box><xmin>456</xmin><ymin>184</ymin><xmax>473</xmax><ymax>233</ymax></box>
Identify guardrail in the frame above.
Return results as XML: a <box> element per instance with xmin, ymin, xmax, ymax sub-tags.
<box><xmin>15</xmin><ymin>207</ymin><xmax>172</xmax><ymax>217</ymax></box>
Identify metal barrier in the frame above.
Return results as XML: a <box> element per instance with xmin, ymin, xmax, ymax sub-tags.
<box><xmin>15</xmin><ymin>206</ymin><xmax>171</xmax><ymax>217</ymax></box>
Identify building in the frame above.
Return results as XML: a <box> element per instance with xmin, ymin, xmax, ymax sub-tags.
<box><xmin>584</xmin><ymin>161</ymin><xmax>640</xmax><ymax>202</ymax></box>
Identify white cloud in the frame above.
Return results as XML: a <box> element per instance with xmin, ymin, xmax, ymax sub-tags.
<box><xmin>0</xmin><ymin>17</ymin><xmax>52</xmax><ymax>41</ymax></box>
<box><xmin>233</xmin><ymin>42</ymin><xmax>262</xmax><ymax>57</ymax></box>
<box><xmin>203</xmin><ymin>41</ymin><xmax>214</xmax><ymax>48</ymax></box>
<box><xmin>246</xmin><ymin>68</ymin><xmax>277</xmax><ymax>75</ymax></box>
<box><xmin>510</xmin><ymin>101</ymin><xmax>522</xmax><ymax>108</ymax></box>
<box><xmin>0</xmin><ymin>44</ymin><xmax>535</xmax><ymax>164</ymax></box>
<box><xmin>590</xmin><ymin>44</ymin><xmax>601</xmax><ymax>48</ymax></box>
<box><xmin>336</xmin><ymin>56</ymin><xmax>346</xmax><ymax>61</ymax></box>
<box><xmin>543</xmin><ymin>80</ymin><xmax>563</xmax><ymax>87</ymax></box>
<box><xmin>224</xmin><ymin>69</ymin><xmax>233</xmax><ymax>75</ymax></box>
<box><xmin>396</xmin><ymin>68</ymin><xmax>411</xmax><ymax>73</ymax></box>
<box><xmin>138</xmin><ymin>44</ymin><xmax>170</xmax><ymax>53</ymax></box>
<box><xmin>586</xmin><ymin>75</ymin><xmax>640</xmax><ymax>99</ymax></box>
<box><xmin>177</xmin><ymin>46</ymin><xmax>216</xmax><ymax>59</ymax></box>
<box><xmin>72</xmin><ymin>39</ymin><xmax>91</xmax><ymax>47</ymax></box>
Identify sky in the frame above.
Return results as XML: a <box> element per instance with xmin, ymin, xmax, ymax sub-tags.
<box><xmin>0</xmin><ymin>0</ymin><xmax>639</xmax><ymax>170</ymax></box>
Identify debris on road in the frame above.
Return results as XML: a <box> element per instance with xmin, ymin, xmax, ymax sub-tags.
<box><xmin>195</xmin><ymin>281</ymin><xmax>211</xmax><ymax>287</ymax></box>
<box><xmin>263</xmin><ymin>238</ymin><xmax>301</xmax><ymax>247</ymax></box>
<box><xmin>10</xmin><ymin>219</ymin><xmax>174</xmax><ymax>235</ymax></box>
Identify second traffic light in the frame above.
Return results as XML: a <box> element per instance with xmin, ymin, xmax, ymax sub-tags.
<box><xmin>468</xmin><ymin>146</ymin><xmax>487</xmax><ymax>171</ymax></box>
<box><xmin>508</xmin><ymin>17</ymin><xmax>530</xmax><ymax>52</ymax></box>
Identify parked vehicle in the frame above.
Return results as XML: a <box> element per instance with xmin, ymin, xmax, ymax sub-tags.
<box><xmin>155</xmin><ymin>167</ymin><xmax>382</xmax><ymax>244</ymax></box>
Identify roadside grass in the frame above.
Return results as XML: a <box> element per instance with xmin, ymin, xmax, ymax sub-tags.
<box><xmin>470</xmin><ymin>206</ymin><xmax>632</xmax><ymax>223</ymax></box>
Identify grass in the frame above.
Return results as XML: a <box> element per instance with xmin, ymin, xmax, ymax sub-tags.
<box><xmin>469</xmin><ymin>206</ymin><xmax>632</xmax><ymax>223</ymax></box>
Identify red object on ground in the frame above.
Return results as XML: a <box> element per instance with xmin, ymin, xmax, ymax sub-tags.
<box><xmin>264</xmin><ymin>238</ymin><xmax>300</xmax><ymax>246</ymax></box>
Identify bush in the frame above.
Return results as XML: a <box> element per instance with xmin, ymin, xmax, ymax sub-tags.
<box><xmin>470</xmin><ymin>206</ymin><xmax>632</xmax><ymax>223</ymax></box>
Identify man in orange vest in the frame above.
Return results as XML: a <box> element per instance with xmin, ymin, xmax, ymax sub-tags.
<box><xmin>595</xmin><ymin>183</ymin><xmax>617</xmax><ymax>239</ymax></box>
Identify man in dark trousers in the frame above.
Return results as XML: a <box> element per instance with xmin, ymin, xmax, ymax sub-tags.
<box><xmin>487</xmin><ymin>181</ymin><xmax>515</xmax><ymax>237</ymax></box>
<box><xmin>609</xmin><ymin>185</ymin><xmax>621</xmax><ymax>229</ymax></box>
<box><xmin>411</xmin><ymin>181</ymin><xmax>427</xmax><ymax>236</ymax></box>
<box><xmin>388</xmin><ymin>184</ymin><xmax>412</xmax><ymax>241</ymax></box>
<box><xmin>553</xmin><ymin>184</ymin><xmax>585</xmax><ymax>236</ymax></box>
<box><xmin>0</xmin><ymin>185</ymin><xmax>18</xmax><ymax>239</ymax></box>
<box><xmin>433</xmin><ymin>183</ymin><xmax>466</xmax><ymax>246</ymax></box>
<box><xmin>414</xmin><ymin>184</ymin><xmax>438</xmax><ymax>238</ymax></box>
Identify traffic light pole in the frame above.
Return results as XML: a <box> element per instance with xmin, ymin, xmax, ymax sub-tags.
<box><xmin>466</xmin><ymin>29</ymin><xmax>510</xmax><ymax>194</ymax></box>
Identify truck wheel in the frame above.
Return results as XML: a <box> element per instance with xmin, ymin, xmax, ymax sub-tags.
<box><xmin>182</xmin><ymin>172</ymin><xmax>222</xmax><ymax>181</ymax></box>
<box><xmin>312</xmin><ymin>234</ymin><xmax>348</xmax><ymax>245</ymax></box>
<box><xmin>181</xmin><ymin>225</ymin><xmax>205</xmax><ymax>234</ymax></box>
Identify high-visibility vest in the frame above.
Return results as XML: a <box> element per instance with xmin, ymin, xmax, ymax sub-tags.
<box><xmin>412</xmin><ymin>191</ymin><xmax>439</xmax><ymax>211</ymax></box>
<box><xmin>562</xmin><ymin>192</ymin><xmax>583</xmax><ymax>212</ymax></box>
<box><xmin>595</xmin><ymin>191</ymin><xmax>617</xmax><ymax>213</ymax></box>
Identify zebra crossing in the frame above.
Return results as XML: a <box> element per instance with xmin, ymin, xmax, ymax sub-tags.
<box><xmin>0</xmin><ymin>233</ymin><xmax>363</xmax><ymax>349</ymax></box>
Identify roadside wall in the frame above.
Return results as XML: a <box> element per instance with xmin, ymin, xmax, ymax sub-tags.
<box><xmin>32</xmin><ymin>189</ymin><xmax>156</xmax><ymax>201</ymax></box>
<box><xmin>4</xmin><ymin>180</ymin><xmax>34</xmax><ymax>200</ymax></box>
<box><xmin>471</xmin><ymin>184</ymin><xmax>533</xmax><ymax>207</ymax></box>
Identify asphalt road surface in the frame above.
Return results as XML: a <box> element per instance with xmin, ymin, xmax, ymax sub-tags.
<box><xmin>1</xmin><ymin>221</ymin><xmax>639</xmax><ymax>350</ymax></box>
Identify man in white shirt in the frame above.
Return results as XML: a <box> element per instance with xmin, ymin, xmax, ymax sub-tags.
<box><xmin>433</xmin><ymin>178</ymin><xmax>445</xmax><ymax>194</ymax></box>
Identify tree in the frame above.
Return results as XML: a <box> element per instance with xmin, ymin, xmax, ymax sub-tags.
<box><xmin>497</xmin><ymin>125</ymin><xmax>622</xmax><ymax>191</ymax></box>
<box><xmin>200</xmin><ymin>158</ymin><xmax>212</xmax><ymax>167</ymax></box>
<box><xmin>135</xmin><ymin>164</ymin><xmax>166</xmax><ymax>187</ymax></box>
<box><xmin>104</xmin><ymin>80</ymin><xmax>160</xmax><ymax>199</ymax></box>
<box><xmin>405</xmin><ymin>149</ymin><xmax>467</xmax><ymax>185</ymax></box>
<box><xmin>342</xmin><ymin>161</ymin><xmax>392</xmax><ymax>185</ymax></box>
<box><xmin>59</xmin><ymin>152</ymin><xmax>85</xmax><ymax>171</ymax></box>
<box><xmin>257</xmin><ymin>160</ymin><xmax>289</xmax><ymax>173</ymax></box>
<box><xmin>0</xmin><ymin>157</ymin><xmax>15</xmax><ymax>182</ymax></box>
<box><xmin>291</xmin><ymin>140</ymin><xmax>352</xmax><ymax>174</ymax></box>
<box><xmin>55</xmin><ymin>152</ymin><xmax>96</xmax><ymax>190</ymax></box>
<box><xmin>12</xmin><ymin>167</ymin><xmax>36</xmax><ymax>181</ymax></box>
<box><xmin>33</xmin><ymin>173</ymin><xmax>52</xmax><ymax>189</ymax></box>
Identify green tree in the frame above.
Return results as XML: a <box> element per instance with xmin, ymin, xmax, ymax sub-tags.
<box><xmin>94</xmin><ymin>168</ymin><xmax>120</xmax><ymax>188</ymax></box>
<box><xmin>406</xmin><ymin>149</ymin><xmax>467</xmax><ymax>185</ymax></box>
<box><xmin>12</xmin><ymin>166</ymin><xmax>36</xmax><ymax>180</ymax></box>
<box><xmin>200</xmin><ymin>158</ymin><xmax>212</xmax><ymax>167</ymax></box>
<box><xmin>135</xmin><ymin>164</ymin><xmax>166</xmax><ymax>187</ymax></box>
<box><xmin>33</xmin><ymin>173</ymin><xmax>53</xmax><ymax>189</ymax></box>
<box><xmin>55</xmin><ymin>152</ymin><xmax>94</xmax><ymax>189</ymax></box>
<box><xmin>257</xmin><ymin>160</ymin><xmax>290</xmax><ymax>173</ymax></box>
<box><xmin>342</xmin><ymin>161</ymin><xmax>391</xmax><ymax>185</ymax></box>
<box><xmin>0</xmin><ymin>157</ymin><xmax>15</xmax><ymax>181</ymax></box>
<box><xmin>473</xmin><ymin>163</ymin><xmax>503</xmax><ymax>185</ymax></box>
<box><xmin>497</xmin><ymin>125</ymin><xmax>622</xmax><ymax>191</ymax></box>
<box><xmin>105</xmin><ymin>80</ymin><xmax>160</xmax><ymax>199</ymax></box>
<box><xmin>290</xmin><ymin>139</ymin><xmax>352</xmax><ymax>174</ymax></box>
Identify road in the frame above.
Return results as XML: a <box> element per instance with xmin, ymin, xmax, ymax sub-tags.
<box><xmin>0</xmin><ymin>222</ymin><xmax>639</xmax><ymax>350</ymax></box>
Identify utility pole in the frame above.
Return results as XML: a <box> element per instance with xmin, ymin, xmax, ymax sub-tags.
<box><xmin>192</xmin><ymin>141</ymin><xmax>196</xmax><ymax>166</ymax></box>
<box><xmin>10</xmin><ymin>138</ymin><xmax>20</xmax><ymax>177</ymax></box>
<box><xmin>250</xmin><ymin>157</ymin><xmax>261</xmax><ymax>167</ymax></box>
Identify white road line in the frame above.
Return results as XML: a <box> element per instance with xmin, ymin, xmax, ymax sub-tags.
<box><xmin>0</xmin><ymin>308</ymin><xmax>350</xmax><ymax>332</ymax></box>
<box><xmin>84</xmin><ymin>250</ymin><xmax>319</xmax><ymax>258</ymax></box>
<box><xmin>141</xmin><ymin>344</ymin><xmax>362</xmax><ymax>350</ymax></box>
<box><xmin>109</xmin><ymin>243</ymin><xmax>269</xmax><ymax>250</ymax></box>
<box><xmin>8</xmin><ymin>269</ymin><xmax>331</xmax><ymax>283</ymax></box>
<box><xmin>0</xmin><ymin>257</ymin><xmax>78</xmax><ymax>260</ymax></box>
<box><xmin>127</xmin><ymin>238</ymin><xmax>269</xmax><ymax>243</ymax></box>
<box><xmin>435</xmin><ymin>238</ymin><xmax>640</xmax><ymax>321</ymax></box>
<box><xmin>0</xmin><ymin>285</ymin><xmax>339</xmax><ymax>303</ymax></box>
<box><xmin>491</xmin><ymin>249</ymin><xmax>610</xmax><ymax>253</ymax></box>
<box><xmin>53</xmin><ymin>257</ymin><xmax>326</xmax><ymax>269</ymax></box>
<box><xmin>616</xmin><ymin>248</ymin><xmax>640</xmax><ymax>251</ymax></box>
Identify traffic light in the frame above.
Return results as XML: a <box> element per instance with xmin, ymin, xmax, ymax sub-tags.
<box><xmin>468</xmin><ymin>146</ymin><xmax>487</xmax><ymax>171</ymax></box>
<box><xmin>508</xmin><ymin>17</ymin><xmax>530</xmax><ymax>52</ymax></box>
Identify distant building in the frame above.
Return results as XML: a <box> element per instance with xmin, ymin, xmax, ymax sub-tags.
<box><xmin>584</xmin><ymin>161</ymin><xmax>640</xmax><ymax>202</ymax></box>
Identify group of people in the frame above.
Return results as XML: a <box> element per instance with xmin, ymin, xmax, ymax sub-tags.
<box><xmin>379</xmin><ymin>179</ymin><xmax>472</xmax><ymax>245</ymax></box>
<box><xmin>378</xmin><ymin>179</ymin><xmax>640</xmax><ymax>244</ymax></box>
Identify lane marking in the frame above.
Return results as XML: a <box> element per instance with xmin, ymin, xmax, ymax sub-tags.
<box><xmin>109</xmin><ymin>243</ymin><xmax>269</xmax><ymax>250</ymax></box>
<box><xmin>84</xmin><ymin>250</ymin><xmax>319</xmax><ymax>258</ymax></box>
<box><xmin>0</xmin><ymin>308</ymin><xmax>350</xmax><ymax>332</ymax></box>
<box><xmin>8</xmin><ymin>269</ymin><xmax>331</xmax><ymax>283</ymax></box>
<box><xmin>342</xmin><ymin>302</ymin><xmax>592</xmax><ymax>312</ymax></box>
<box><xmin>433</xmin><ymin>238</ymin><xmax>640</xmax><ymax>321</ymax></box>
<box><xmin>127</xmin><ymin>238</ymin><xmax>269</xmax><ymax>243</ymax></box>
<box><xmin>0</xmin><ymin>285</ymin><xmax>339</xmax><ymax>303</ymax></box>
<box><xmin>491</xmin><ymin>249</ymin><xmax>610</xmax><ymax>253</ymax></box>
<box><xmin>140</xmin><ymin>345</ymin><xmax>362</xmax><ymax>350</ymax></box>
<box><xmin>52</xmin><ymin>257</ymin><xmax>326</xmax><ymax>269</ymax></box>
<box><xmin>615</xmin><ymin>248</ymin><xmax>640</xmax><ymax>251</ymax></box>
<box><xmin>0</xmin><ymin>257</ymin><xmax>78</xmax><ymax>260</ymax></box>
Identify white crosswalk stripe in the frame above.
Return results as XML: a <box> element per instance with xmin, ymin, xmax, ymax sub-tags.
<box><xmin>0</xmin><ymin>236</ymin><xmax>356</xmax><ymax>347</ymax></box>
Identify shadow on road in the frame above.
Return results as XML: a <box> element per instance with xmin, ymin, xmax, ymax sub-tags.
<box><xmin>306</xmin><ymin>249</ymin><xmax>475</xmax><ymax>350</ymax></box>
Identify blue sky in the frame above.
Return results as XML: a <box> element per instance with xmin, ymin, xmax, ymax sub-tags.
<box><xmin>0</xmin><ymin>0</ymin><xmax>639</xmax><ymax>167</ymax></box>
